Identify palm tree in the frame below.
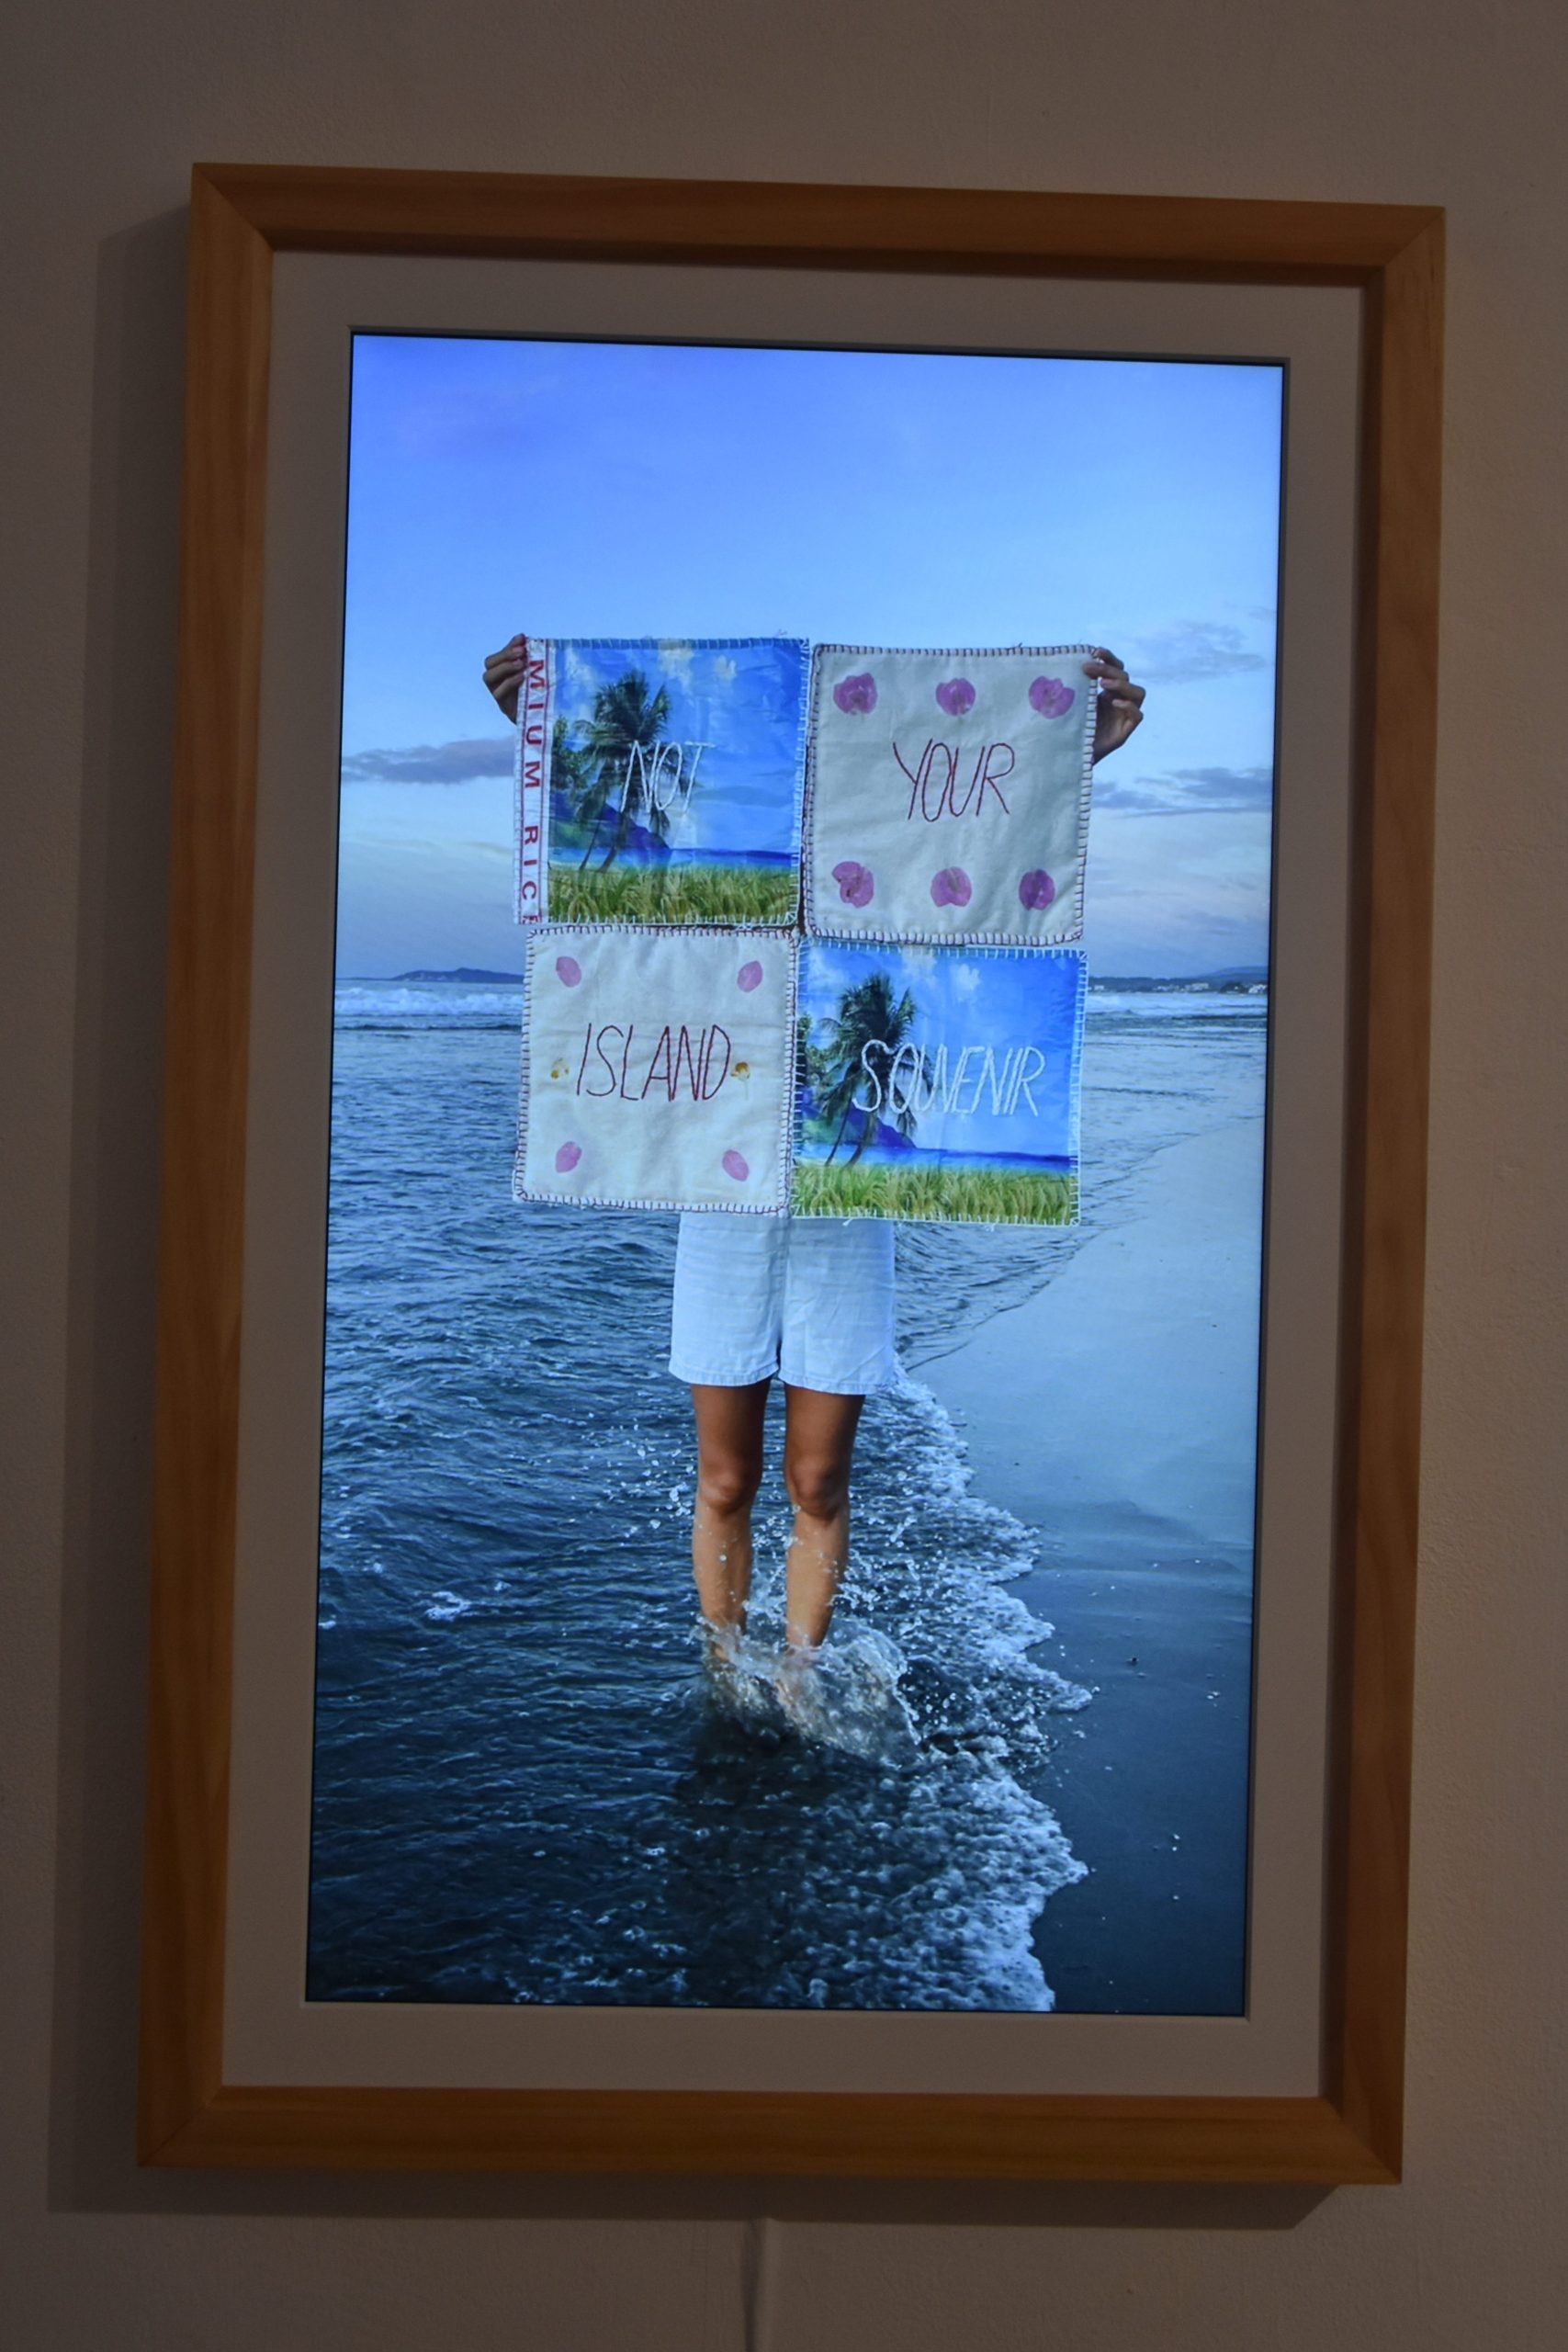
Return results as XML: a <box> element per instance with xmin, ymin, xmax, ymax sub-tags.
<box><xmin>815</xmin><ymin>971</ymin><xmax>928</xmax><ymax>1162</ymax></box>
<box><xmin>568</xmin><ymin>669</ymin><xmax>674</xmax><ymax>870</ymax></box>
<box><xmin>550</xmin><ymin>715</ymin><xmax>590</xmax><ymax>822</ymax></box>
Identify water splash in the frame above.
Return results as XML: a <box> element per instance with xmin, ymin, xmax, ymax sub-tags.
<box><xmin>700</xmin><ymin>1622</ymin><xmax>919</xmax><ymax>1767</ymax></box>
<box><xmin>310</xmin><ymin>999</ymin><xmax>1261</xmax><ymax>2009</ymax></box>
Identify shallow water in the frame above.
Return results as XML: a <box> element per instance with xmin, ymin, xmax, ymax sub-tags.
<box><xmin>308</xmin><ymin>982</ymin><xmax>1265</xmax><ymax>2009</ymax></box>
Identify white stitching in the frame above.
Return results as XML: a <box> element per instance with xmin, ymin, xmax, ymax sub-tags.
<box><xmin>512</xmin><ymin>923</ymin><xmax>797</xmax><ymax>1214</ymax></box>
<box><xmin>788</xmin><ymin>939</ymin><xmax>1086</xmax><ymax>1227</ymax></box>
<box><xmin>520</xmin><ymin>637</ymin><xmax>811</xmax><ymax>932</ymax></box>
<box><xmin>801</xmin><ymin>641</ymin><xmax>1100</xmax><ymax>948</ymax></box>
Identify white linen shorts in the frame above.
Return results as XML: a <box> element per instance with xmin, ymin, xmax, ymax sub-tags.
<box><xmin>668</xmin><ymin>1212</ymin><xmax>898</xmax><ymax>1396</ymax></box>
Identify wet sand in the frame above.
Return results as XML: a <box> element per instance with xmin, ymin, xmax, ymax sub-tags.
<box><xmin>919</xmin><ymin>1118</ymin><xmax>1264</xmax><ymax>2013</ymax></box>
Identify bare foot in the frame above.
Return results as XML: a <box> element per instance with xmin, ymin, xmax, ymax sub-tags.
<box><xmin>701</xmin><ymin>1618</ymin><xmax>745</xmax><ymax>1675</ymax></box>
<box><xmin>773</xmin><ymin>1641</ymin><xmax>823</xmax><ymax>1727</ymax></box>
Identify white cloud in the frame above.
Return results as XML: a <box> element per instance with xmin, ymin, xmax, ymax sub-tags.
<box><xmin>1126</xmin><ymin>619</ymin><xmax>1271</xmax><ymax>684</ymax></box>
<box><xmin>341</xmin><ymin>736</ymin><xmax>513</xmax><ymax>786</ymax></box>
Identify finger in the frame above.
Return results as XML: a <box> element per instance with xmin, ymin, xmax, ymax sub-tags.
<box><xmin>483</xmin><ymin>653</ymin><xmax>527</xmax><ymax>686</ymax></box>
<box><xmin>483</xmin><ymin>635</ymin><xmax>527</xmax><ymax>665</ymax></box>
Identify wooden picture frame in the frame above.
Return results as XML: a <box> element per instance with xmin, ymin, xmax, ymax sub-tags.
<box><xmin>141</xmin><ymin>164</ymin><xmax>1441</xmax><ymax>2179</ymax></box>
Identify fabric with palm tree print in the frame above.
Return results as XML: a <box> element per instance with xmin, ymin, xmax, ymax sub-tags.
<box><xmin>794</xmin><ymin>938</ymin><xmax>1085</xmax><ymax>1225</ymax></box>
<box><xmin>514</xmin><ymin>926</ymin><xmax>795</xmax><ymax>1214</ymax></box>
<box><xmin>516</xmin><ymin>638</ymin><xmax>809</xmax><ymax>928</ymax></box>
<box><xmin>804</xmin><ymin>643</ymin><xmax>1100</xmax><ymax>948</ymax></box>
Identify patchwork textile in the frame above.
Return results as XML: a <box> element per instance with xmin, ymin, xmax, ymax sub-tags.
<box><xmin>804</xmin><ymin>644</ymin><xmax>1100</xmax><ymax>947</ymax></box>
<box><xmin>513</xmin><ymin>927</ymin><xmax>795</xmax><ymax>1214</ymax></box>
<box><xmin>514</xmin><ymin>637</ymin><xmax>809</xmax><ymax>929</ymax></box>
<box><xmin>793</xmin><ymin>937</ymin><xmax>1085</xmax><ymax>1227</ymax></box>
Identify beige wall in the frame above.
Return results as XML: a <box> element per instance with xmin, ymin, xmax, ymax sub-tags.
<box><xmin>3</xmin><ymin>1</ymin><xmax>1564</xmax><ymax>2343</ymax></box>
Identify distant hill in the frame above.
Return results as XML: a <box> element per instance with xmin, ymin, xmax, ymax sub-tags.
<box><xmin>1091</xmin><ymin>968</ymin><xmax>1268</xmax><ymax>990</ymax></box>
<box><xmin>549</xmin><ymin>786</ymin><xmax>671</xmax><ymax>865</ymax></box>
<box><xmin>390</xmin><ymin>967</ymin><xmax>525</xmax><ymax>984</ymax></box>
<box><xmin>798</xmin><ymin>1092</ymin><xmax>916</xmax><ymax>1157</ymax></box>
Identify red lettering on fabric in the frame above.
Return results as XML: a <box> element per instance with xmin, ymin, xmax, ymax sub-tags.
<box><xmin>516</xmin><ymin>643</ymin><xmax>552</xmax><ymax>922</ymax></box>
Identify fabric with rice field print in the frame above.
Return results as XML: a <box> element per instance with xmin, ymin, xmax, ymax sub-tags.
<box><xmin>514</xmin><ymin>637</ymin><xmax>809</xmax><ymax>928</ymax></box>
<box><xmin>513</xmin><ymin>926</ymin><xmax>795</xmax><ymax>1213</ymax></box>
<box><xmin>804</xmin><ymin>644</ymin><xmax>1100</xmax><ymax>947</ymax></box>
<box><xmin>793</xmin><ymin>937</ymin><xmax>1086</xmax><ymax>1226</ymax></box>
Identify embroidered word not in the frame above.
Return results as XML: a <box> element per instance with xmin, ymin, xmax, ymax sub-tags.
<box><xmin>622</xmin><ymin>740</ymin><xmax>713</xmax><ymax>817</ymax></box>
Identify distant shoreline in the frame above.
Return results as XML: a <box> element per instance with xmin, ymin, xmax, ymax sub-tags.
<box><xmin>342</xmin><ymin>967</ymin><xmax>1270</xmax><ymax>989</ymax></box>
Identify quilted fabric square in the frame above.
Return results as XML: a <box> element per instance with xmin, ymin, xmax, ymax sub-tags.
<box><xmin>804</xmin><ymin>644</ymin><xmax>1099</xmax><ymax>946</ymax></box>
<box><xmin>793</xmin><ymin>937</ymin><xmax>1085</xmax><ymax>1226</ymax></box>
<box><xmin>514</xmin><ymin>637</ymin><xmax>808</xmax><ymax>929</ymax></box>
<box><xmin>514</xmin><ymin>927</ymin><xmax>795</xmax><ymax>1213</ymax></box>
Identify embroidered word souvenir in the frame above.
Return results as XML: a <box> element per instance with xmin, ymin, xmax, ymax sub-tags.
<box><xmin>514</xmin><ymin>927</ymin><xmax>795</xmax><ymax>1214</ymax></box>
<box><xmin>793</xmin><ymin>936</ymin><xmax>1085</xmax><ymax>1226</ymax></box>
<box><xmin>804</xmin><ymin>644</ymin><xmax>1100</xmax><ymax>947</ymax></box>
<box><xmin>514</xmin><ymin>637</ymin><xmax>809</xmax><ymax>929</ymax></box>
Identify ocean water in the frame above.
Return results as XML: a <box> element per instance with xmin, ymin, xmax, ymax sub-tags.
<box><xmin>308</xmin><ymin>978</ymin><xmax>1267</xmax><ymax>2009</ymax></box>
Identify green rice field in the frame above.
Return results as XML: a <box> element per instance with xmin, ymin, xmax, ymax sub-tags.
<box><xmin>547</xmin><ymin>862</ymin><xmax>797</xmax><ymax>925</ymax></box>
<box><xmin>791</xmin><ymin>1159</ymin><xmax>1079</xmax><ymax>1226</ymax></box>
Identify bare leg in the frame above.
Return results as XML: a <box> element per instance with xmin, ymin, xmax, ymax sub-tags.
<box><xmin>689</xmin><ymin>1380</ymin><xmax>770</xmax><ymax>1640</ymax></box>
<box><xmin>782</xmin><ymin>1385</ymin><xmax>865</xmax><ymax>1653</ymax></box>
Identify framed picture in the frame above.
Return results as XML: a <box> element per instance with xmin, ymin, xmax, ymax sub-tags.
<box><xmin>141</xmin><ymin>165</ymin><xmax>1441</xmax><ymax>2178</ymax></box>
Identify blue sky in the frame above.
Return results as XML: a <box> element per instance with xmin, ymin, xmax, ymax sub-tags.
<box><xmin>799</xmin><ymin>940</ymin><xmax>1081</xmax><ymax>1164</ymax></box>
<box><xmin>337</xmin><ymin>334</ymin><xmax>1281</xmax><ymax>976</ymax></box>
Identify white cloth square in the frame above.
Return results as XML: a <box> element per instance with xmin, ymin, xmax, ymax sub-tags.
<box><xmin>514</xmin><ymin>927</ymin><xmax>795</xmax><ymax>1213</ymax></box>
<box><xmin>805</xmin><ymin>644</ymin><xmax>1098</xmax><ymax>946</ymax></box>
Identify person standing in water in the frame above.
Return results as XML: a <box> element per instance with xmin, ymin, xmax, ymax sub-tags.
<box><xmin>484</xmin><ymin>634</ymin><xmax>1145</xmax><ymax>1676</ymax></box>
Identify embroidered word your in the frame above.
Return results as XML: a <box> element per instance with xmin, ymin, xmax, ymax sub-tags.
<box><xmin>892</xmin><ymin>738</ymin><xmax>1016</xmax><ymax>823</ymax></box>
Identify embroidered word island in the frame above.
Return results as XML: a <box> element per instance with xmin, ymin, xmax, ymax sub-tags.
<box><xmin>514</xmin><ymin>927</ymin><xmax>795</xmax><ymax>1214</ymax></box>
<box><xmin>805</xmin><ymin>644</ymin><xmax>1100</xmax><ymax>948</ymax></box>
<box><xmin>793</xmin><ymin>937</ymin><xmax>1086</xmax><ymax>1226</ymax></box>
<box><xmin>514</xmin><ymin>636</ymin><xmax>809</xmax><ymax>929</ymax></box>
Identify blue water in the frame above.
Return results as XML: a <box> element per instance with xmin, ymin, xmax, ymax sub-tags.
<box><xmin>308</xmin><ymin>980</ymin><xmax>1267</xmax><ymax>2009</ymax></box>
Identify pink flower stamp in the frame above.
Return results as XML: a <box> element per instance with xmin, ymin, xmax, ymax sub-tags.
<box><xmin>554</xmin><ymin>955</ymin><xmax>582</xmax><ymax>987</ymax></box>
<box><xmin>722</xmin><ymin>1149</ymin><xmax>750</xmax><ymax>1182</ymax></box>
<box><xmin>554</xmin><ymin>1141</ymin><xmax>581</xmax><ymax>1173</ymax></box>
<box><xmin>931</xmin><ymin>866</ymin><xmax>973</xmax><ymax>909</ymax></box>
<box><xmin>1029</xmin><ymin>674</ymin><xmax>1076</xmax><ymax>718</ymax></box>
<box><xmin>832</xmin><ymin>859</ymin><xmax>874</xmax><ymax>908</ymax></box>
<box><xmin>1019</xmin><ymin>868</ymin><xmax>1057</xmax><ymax>910</ymax></box>
<box><xmin>934</xmin><ymin>677</ymin><xmax>976</xmax><ymax>718</ymax></box>
<box><xmin>737</xmin><ymin>960</ymin><xmax>763</xmax><ymax>992</ymax></box>
<box><xmin>833</xmin><ymin>672</ymin><xmax>878</xmax><ymax>715</ymax></box>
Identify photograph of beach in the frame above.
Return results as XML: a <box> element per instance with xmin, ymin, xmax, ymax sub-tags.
<box><xmin>539</xmin><ymin>636</ymin><xmax>807</xmax><ymax>926</ymax></box>
<box><xmin>793</xmin><ymin>939</ymin><xmax>1085</xmax><ymax>1225</ymax></box>
<box><xmin>312</xmin><ymin>331</ymin><xmax>1280</xmax><ymax>2011</ymax></box>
